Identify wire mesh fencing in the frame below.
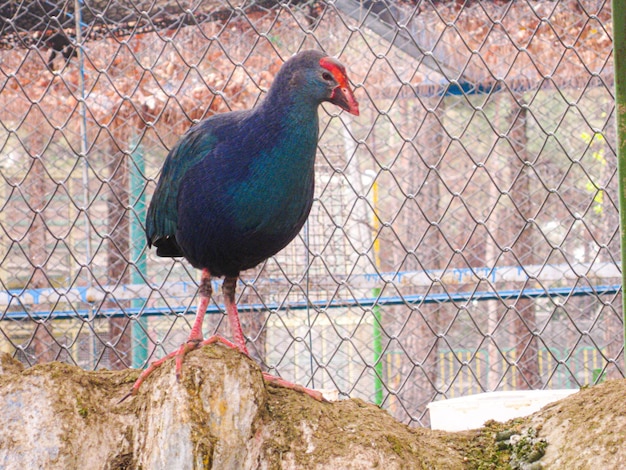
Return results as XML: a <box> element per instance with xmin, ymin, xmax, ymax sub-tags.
<box><xmin>0</xmin><ymin>0</ymin><xmax>621</xmax><ymax>426</ymax></box>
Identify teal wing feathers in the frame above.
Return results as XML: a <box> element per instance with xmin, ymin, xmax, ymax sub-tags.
<box><xmin>145</xmin><ymin>121</ymin><xmax>218</xmax><ymax>253</ymax></box>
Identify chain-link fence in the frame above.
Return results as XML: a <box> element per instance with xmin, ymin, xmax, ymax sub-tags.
<box><xmin>0</xmin><ymin>0</ymin><xmax>621</xmax><ymax>426</ymax></box>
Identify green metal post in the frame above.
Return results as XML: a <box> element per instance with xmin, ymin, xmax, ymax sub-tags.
<box><xmin>371</xmin><ymin>178</ymin><xmax>384</xmax><ymax>406</ymax></box>
<box><xmin>130</xmin><ymin>140</ymin><xmax>149</xmax><ymax>368</ymax></box>
<box><xmin>372</xmin><ymin>287</ymin><xmax>384</xmax><ymax>406</ymax></box>
<box><xmin>614</xmin><ymin>0</ymin><xmax>626</xmax><ymax>368</ymax></box>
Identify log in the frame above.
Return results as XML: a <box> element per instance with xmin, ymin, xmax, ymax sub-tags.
<box><xmin>0</xmin><ymin>346</ymin><xmax>465</xmax><ymax>469</ymax></box>
<box><xmin>1</xmin><ymin>346</ymin><xmax>625</xmax><ymax>469</ymax></box>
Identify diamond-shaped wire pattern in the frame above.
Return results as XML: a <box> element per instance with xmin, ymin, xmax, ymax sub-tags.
<box><xmin>0</xmin><ymin>0</ymin><xmax>621</xmax><ymax>426</ymax></box>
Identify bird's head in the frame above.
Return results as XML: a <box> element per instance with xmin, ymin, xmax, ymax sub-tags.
<box><xmin>319</xmin><ymin>56</ymin><xmax>360</xmax><ymax>116</ymax></box>
<box><xmin>272</xmin><ymin>50</ymin><xmax>360</xmax><ymax>116</ymax></box>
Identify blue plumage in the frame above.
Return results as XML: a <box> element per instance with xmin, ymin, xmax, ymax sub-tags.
<box><xmin>146</xmin><ymin>50</ymin><xmax>359</xmax><ymax>277</ymax></box>
<box><xmin>127</xmin><ymin>50</ymin><xmax>359</xmax><ymax>401</ymax></box>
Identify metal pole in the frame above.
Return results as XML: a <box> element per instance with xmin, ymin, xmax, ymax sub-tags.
<box><xmin>130</xmin><ymin>139</ymin><xmax>148</xmax><ymax>368</ymax></box>
<box><xmin>613</xmin><ymin>0</ymin><xmax>626</xmax><ymax>368</ymax></box>
<box><xmin>371</xmin><ymin>177</ymin><xmax>384</xmax><ymax>406</ymax></box>
<box><xmin>73</xmin><ymin>0</ymin><xmax>97</xmax><ymax>368</ymax></box>
<box><xmin>304</xmin><ymin>220</ymin><xmax>315</xmax><ymax>389</ymax></box>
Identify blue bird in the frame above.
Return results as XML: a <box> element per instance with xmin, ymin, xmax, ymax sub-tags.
<box><xmin>126</xmin><ymin>50</ymin><xmax>359</xmax><ymax>401</ymax></box>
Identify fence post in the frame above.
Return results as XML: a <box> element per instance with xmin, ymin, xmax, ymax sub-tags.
<box><xmin>131</xmin><ymin>139</ymin><xmax>148</xmax><ymax>368</ymax></box>
<box><xmin>613</xmin><ymin>0</ymin><xmax>626</xmax><ymax>368</ymax></box>
<box><xmin>371</xmin><ymin>176</ymin><xmax>383</xmax><ymax>406</ymax></box>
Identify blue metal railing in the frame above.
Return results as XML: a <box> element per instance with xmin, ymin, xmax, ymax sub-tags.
<box><xmin>2</xmin><ymin>283</ymin><xmax>620</xmax><ymax>321</ymax></box>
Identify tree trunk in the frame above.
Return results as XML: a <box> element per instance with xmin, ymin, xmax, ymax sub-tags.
<box><xmin>507</xmin><ymin>104</ymin><xmax>541</xmax><ymax>389</ymax></box>
<box><xmin>106</xmin><ymin>123</ymin><xmax>132</xmax><ymax>370</ymax></box>
<box><xmin>28</xmin><ymin>110</ymin><xmax>56</xmax><ymax>364</ymax></box>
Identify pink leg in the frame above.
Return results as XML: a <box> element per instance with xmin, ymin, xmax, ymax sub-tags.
<box><xmin>121</xmin><ymin>271</ymin><xmax>325</xmax><ymax>403</ymax></box>
<box><xmin>121</xmin><ymin>269</ymin><xmax>238</xmax><ymax>402</ymax></box>
<box><xmin>220</xmin><ymin>277</ymin><xmax>325</xmax><ymax>402</ymax></box>
<box><xmin>221</xmin><ymin>275</ymin><xmax>249</xmax><ymax>355</ymax></box>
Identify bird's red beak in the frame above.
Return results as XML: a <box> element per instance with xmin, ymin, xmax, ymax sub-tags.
<box><xmin>320</xmin><ymin>57</ymin><xmax>360</xmax><ymax>116</ymax></box>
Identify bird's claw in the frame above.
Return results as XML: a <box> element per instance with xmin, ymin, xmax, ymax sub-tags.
<box><xmin>118</xmin><ymin>390</ymin><xmax>133</xmax><ymax>404</ymax></box>
<box><xmin>119</xmin><ymin>335</ymin><xmax>242</xmax><ymax>402</ymax></box>
<box><xmin>262</xmin><ymin>372</ymin><xmax>328</xmax><ymax>402</ymax></box>
<box><xmin>118</xmin><ymin>337</ymin><xmax>323</xmax><ymax>403</ymax></box>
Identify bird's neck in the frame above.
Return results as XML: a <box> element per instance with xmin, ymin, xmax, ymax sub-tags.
<box><xmin>259</xmin><ymin>95</ymin><xmax>320</xmax><ymax>155</ymax></box>
<box><xmin>245</xmin><ymin>96</ymin><xmax>320</xmax><ymax>197</ymax></box>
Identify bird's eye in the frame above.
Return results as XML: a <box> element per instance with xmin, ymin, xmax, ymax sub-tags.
<box><xmin>322</xmin><ymin>72</ymin><xmax>333</xmax><ymax>81</ymax></box>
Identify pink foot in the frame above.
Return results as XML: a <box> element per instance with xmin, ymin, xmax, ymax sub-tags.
<box><xmin>119</xmin><ymin>335</ymin><xmax>238</xmax><ymax>402</ymax></box>
<box><xmin>262</xmin><ymin>372</ymin><xmax>327</xmax><ymax>402</ymax></box>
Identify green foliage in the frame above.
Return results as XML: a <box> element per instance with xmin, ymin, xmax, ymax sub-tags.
<box><xmin>581</xmin><ymin>131</ymin><xmax>607</xmax><ymax>216</ymax></box>
<box><xmin>592</xmin><ymin>367</ymin><xmax>606</xmax><ymax>384</ymax></box>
